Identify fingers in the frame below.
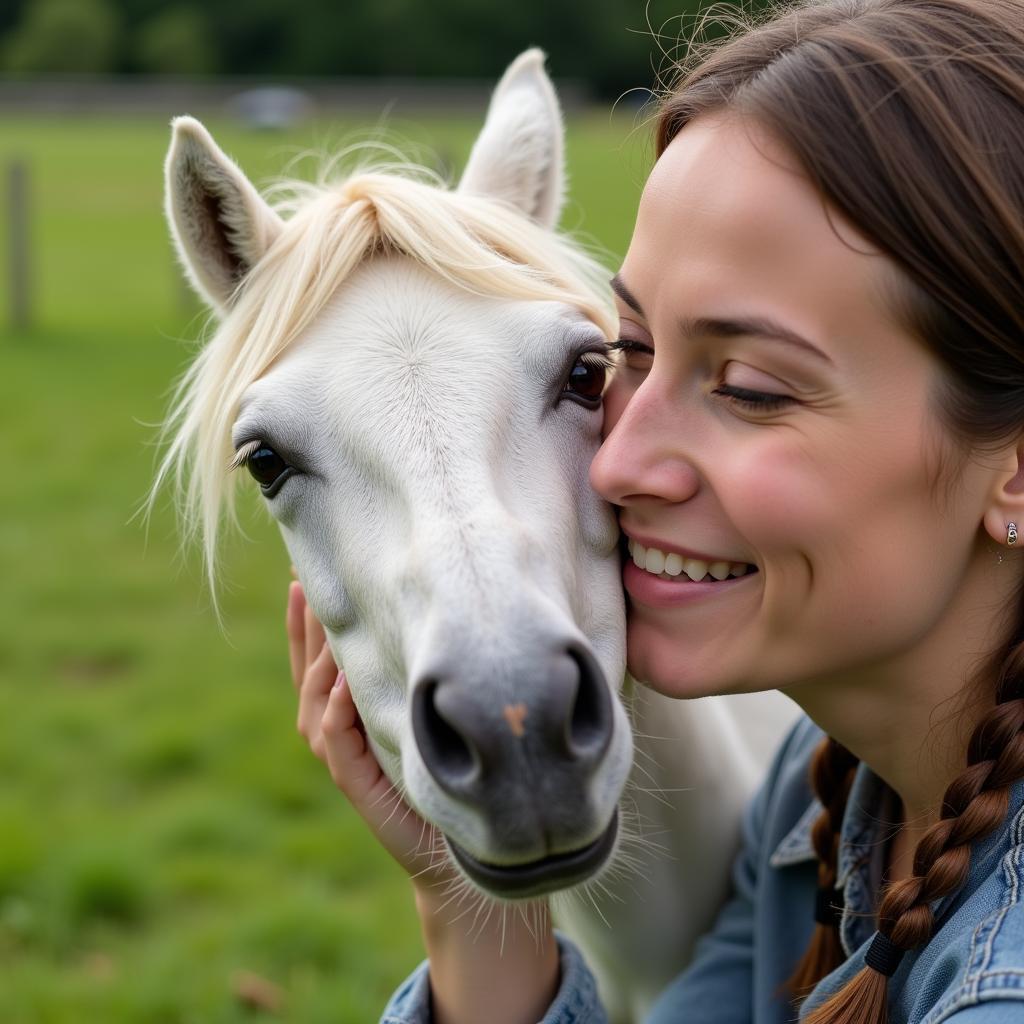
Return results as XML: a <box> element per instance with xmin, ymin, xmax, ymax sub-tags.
<box><xmin>319</xmin><ymin>676</ymin><xmax>449</xmax><ymax>882</ymax></box>
<box><xmin>286</xmin><ymin>580</ymin><xmax>306</xmax><ymax>690</ymax></box>
<box><xmin>303</xmin><ymin>599</ymin><xmax>326</xmax><ymax>673</ymax></box>
<box><xmin>284</xmin><ymin>586</ymin><xmax>446</xmax><ymax>884</ymax></box>
<box><xmin>287</xmin><ymin>577</ymin><xmax>331</xmax><ymax>686</ymax></box>
<box><xmin>296</xmin><ymin>641</ymin><xmax>338</xmax><ymax>761</ymax></box>
<box><xmin>321</xmin><ymin>672</ymin><xmax>390</xmax><ymax>808</ymax></box>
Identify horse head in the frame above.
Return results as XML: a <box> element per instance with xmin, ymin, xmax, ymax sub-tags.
<box><xmin>160</xmin><ymin>51</ymin><xmax>632</xmax><ymax>899</ymax></box>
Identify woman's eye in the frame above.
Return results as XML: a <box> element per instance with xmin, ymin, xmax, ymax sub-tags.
<box><xmin>562</xmin><ymin>352</ymin><xmax>610</xmax><ymax>407</ymax></box>
<box><xmin>246</xmin><ymin>446</ymin><xmax>294</xmax><ymax>496</ymax></box>
<box><xmin>711</xmin><ymin>384</ymin><xmax>795</xmax><ymax>412</ymax></box>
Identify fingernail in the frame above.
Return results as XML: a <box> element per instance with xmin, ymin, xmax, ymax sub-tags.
<box><xmin>333</xmin><ymin>671</ymin><xmax>345</xmax><ymax>690</ymax></box>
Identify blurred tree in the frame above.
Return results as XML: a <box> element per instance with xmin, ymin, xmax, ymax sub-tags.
<box><xmin>1</xmin><ymin>0</ymin><xmax>120</xmax><ymax>73</ymax></box>
<box><xmin>0</xmin><ymin>0</ymin><xmax>758</xmax><ymax>95</ymax></box>
<box><xmin>207</xmin><ymin>0</ymin><xmax>296</xmax><ymax>77</ymax></box>
<box><xmin>135</xmin><ymin>6</ymin><xmax>217</xmax><ymax>74</ymax></box>
<box><xmin>258</xmin><ymin>0</ymin><xmax>704</xmax><ymax>94</ymax></box>
<box><xmin>0</xmin><ymin>0</ymin><xmax>28</xmax><ymax>41</ymax></box>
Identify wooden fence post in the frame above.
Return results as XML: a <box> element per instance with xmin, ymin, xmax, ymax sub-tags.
<box><xmin>8</xmin><ymin>159</ymin><xmax>31</xmax><ymax>333</ymax></box>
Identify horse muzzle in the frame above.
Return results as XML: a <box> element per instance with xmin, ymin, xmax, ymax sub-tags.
<box><xmin>409</xmin><ymin>643</ymin><xmax>622</xmax><ymax>895</ymax></box>
<box><xmin>446</xmin><ymin>810</ymin><xmax>619</xmax><ymax>898</ymax></box>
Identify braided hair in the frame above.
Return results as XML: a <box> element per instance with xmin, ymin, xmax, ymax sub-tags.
<box><xmin>656</xmin><ymin>1</ymin><xmax>1024</xmax><ymax>1020</ymax></box>
<box><xmin>786</xmin><ymin>738</ymin><xmax>858</xmax><ymax>998</ymax></box>
<box><xmin>804</xmin><ymin>633</ymin><xmax>1024</xmax><ymax>1023</ymax></box>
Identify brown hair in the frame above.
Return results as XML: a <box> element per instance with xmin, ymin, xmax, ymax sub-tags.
<box><xmin>655</xmin><ymin>1</ymin><xmax>1024</xmax><ymax>1021</ymax></box>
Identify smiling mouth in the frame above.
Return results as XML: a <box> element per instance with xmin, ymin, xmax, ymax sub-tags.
<box><xmin>624</xmin><ymin>537</ymin><xmax>758</xmax><ymax>583</ymax></box>
<box><xmin>446</xmin><ymin>812</ymin><xmax>619</xmax><ymax>899</ymax></box>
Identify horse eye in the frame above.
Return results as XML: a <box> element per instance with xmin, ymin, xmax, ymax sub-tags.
<box><xmin>246</xmin><ymin>446</ymin><xmax>293</xmax><ymax>496</ymax></box>
<box><xmin>563</xmin><ymin>353</ymin><xmax>608</xmax><ymax>407</ymax></box>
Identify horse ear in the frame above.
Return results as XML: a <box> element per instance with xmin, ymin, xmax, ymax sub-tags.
<box><xmin>164</xmin><ymin>116</ymin><xmax>283</xmax><ymax>313</ymax></box>
<box><xmin>458</xmin><ymin>49</ymin><xmax>565</xmax><ymax>229</ymax></box>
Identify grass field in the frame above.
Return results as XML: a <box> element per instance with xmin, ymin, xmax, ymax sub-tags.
<box><xmin>1</xmin><ymin>107</ymin><xmax>649</xmax><ymax>1022</ymax></box>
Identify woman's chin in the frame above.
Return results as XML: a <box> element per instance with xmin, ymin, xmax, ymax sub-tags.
<box><xmin>622</xmin><ymin>643</ymin><xmax>720</xmax><ymax>700</ymax></box>
<box><xmin>625</xmin><ymin>628</ymin><xmax>731</xmax><ymax>700</ymax></box>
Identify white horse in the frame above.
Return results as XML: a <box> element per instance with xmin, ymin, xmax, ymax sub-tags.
<box><xmin>158</xmin><ymin>51</ymin><xmax>799</xmax><ymax>1023</ymax></box>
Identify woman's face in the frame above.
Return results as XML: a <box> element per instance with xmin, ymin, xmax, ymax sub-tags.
<box><xmin>590</xmin><ymin>115</ymin><xmax>993</xmax><ymax>700</ymax></box>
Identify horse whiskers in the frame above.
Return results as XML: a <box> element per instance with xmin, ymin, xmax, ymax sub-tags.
<box><xmin>366</xmin><ymin>785</ymin><xmax>403</xmax><ymax>812</ymax></box>
<box><xmin>580</xmin><ymin>881</ymin><xmax>613</xmax><ymax>929</ymax></box>
<box><xmin>515</xmin><ymin>901</ymin><xmax>552</xmax><ymax>952</ymax></box>
<box><xmin>377</xmin><ymin>796</ymin><xmax>407</xmax><ymax>832</ymax></box>
<box><xmin>591</xmin><ymin>875</ymin><xmax>624</xmax><ymax>908</ymax></box>
<box><xmin>630</xmin><ymin>742</ymin><xmax>664</xmax><ymax>765</ymax></box>
<box><xmin>622</xmin><ymin>771</ymin><xmax>680</xmax><ymax>811</ymax></box>
<box><xmin>617</xmin><ymin>823</ymin><xmax>671</xmax><ymax>858</ymax></box>
<box><xmin>412</xmin><ymin>818</ymin><xmax>430</xmax><ymax>855</ymax></box>
<box><xmin>628</xmin><ymin>756</ymin><xmax>669</xmax><ymax>786</ymax></box>
<box><xmin>630</xmin><ymin>756</ymin><xmax>667</xmax><ymax>787</ymax></box>
<box><xmin>633</xmin><ymin>786</ymin><xmax>696</xmax><ymax>794</ymax></box>
<box><xmin>630</xmin><ymin>730</ymin><xmax>690</xmax><ymax>743</ymax></box>
<box><xmin>433</xmin><ymin>877</ymin><xmax>479</xmax><ymax>920</ymax></box>
<box><xmin>622</xmin><ymin>800</ymin><xmax>664</xmax><ymax>834</ymax></box>
<box><xmin>626</xmin><ymin>786</ymin><xmax>675</xmax><ymax>812</ymax></box>
<box><xmin>468</xmin><ymin>895</ymin><xmax>494</xmax><ymax>941</ymax></box>
<box><xmin>405</xmin><ymin>841</ymin><xmax>452</xmax><ymax>883</ymax></box>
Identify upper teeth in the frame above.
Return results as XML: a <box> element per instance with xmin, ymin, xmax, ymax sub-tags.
<box><xmin>627</xmin><ymin>539</ymin><xmax>752</xmax><ymax>582</ymax></box>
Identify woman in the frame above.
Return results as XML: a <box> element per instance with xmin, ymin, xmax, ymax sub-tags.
<box><xmin>288</xmin><ymin>0</ymin><xmax>1024</xmax><ymax>1019</ymax></box>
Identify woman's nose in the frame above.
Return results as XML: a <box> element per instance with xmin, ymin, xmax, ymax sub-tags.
<box><xmin>590</xmin><ymin>380</ymin><xmax>702</xmax><ymax>506</ymax></box>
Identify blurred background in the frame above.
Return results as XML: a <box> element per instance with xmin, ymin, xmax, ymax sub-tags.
<box><xmin>0</xmin><ymin>1</ymin><xmax>734</xmax><ymax>1020</ymax></box>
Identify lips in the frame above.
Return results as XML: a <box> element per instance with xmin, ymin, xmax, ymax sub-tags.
<box><xmin>446</xmin><ymin>811</ymin><xmax>619</xmax><ymax>899</ymax></box>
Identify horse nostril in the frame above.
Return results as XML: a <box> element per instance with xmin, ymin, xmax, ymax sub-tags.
<box><xmin>412</xmin><ymin>679</ymin><xmax>477</xmax><ymax>792</ymax></box>
<box><xmin>567</xmin><ymin>647</ymin><xmax>613</xmax><ymax>760</ymax></box>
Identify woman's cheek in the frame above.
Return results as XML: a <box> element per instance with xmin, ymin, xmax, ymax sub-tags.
<box><xmin>722</xmin><ymin>441</ymin><xmax>832</xmax><ymax>550</ymax></box>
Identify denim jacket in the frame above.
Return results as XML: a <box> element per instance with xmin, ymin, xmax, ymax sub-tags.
<box><xmin>382</xmin><ymin>716</ymin><xmax>1024</xmax><ymax>1023</ymax></box>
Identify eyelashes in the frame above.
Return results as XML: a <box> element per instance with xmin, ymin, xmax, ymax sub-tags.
<box><xmin>608</xmin><ymin>338</ymin><xmax>653</xmax><ymax>357</ymax></box>
<box><xmin>710</xmin><ymin>384</ymin><xmax>794</xmax><ymax>411</ymax></box>
<box><xmin>229</xmin><ymin>438</ymin><xmax>263</xmax><ymax>472</ymax></box>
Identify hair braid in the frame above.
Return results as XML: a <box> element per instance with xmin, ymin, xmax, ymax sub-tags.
<box><xmin>786</xmin><ymin>737</ymin><xmax>859</xmax><ymax>999</ymax></box>
<box><xmin>803</xmin><ymin>651</ymin><xmax>1024</xmax><ymax>1024</ymax></box>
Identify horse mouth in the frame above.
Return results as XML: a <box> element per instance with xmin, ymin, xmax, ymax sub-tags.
<box><xmin>446</xmin><ymin>811</ymin><xmax>618</xmax><ymax>899</ymax></box>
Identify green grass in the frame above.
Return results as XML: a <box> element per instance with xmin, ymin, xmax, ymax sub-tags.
<box><xmin>0</xmin><ymin>106</ymin><xmax>648</xmax><ymax>1022</ymax></box>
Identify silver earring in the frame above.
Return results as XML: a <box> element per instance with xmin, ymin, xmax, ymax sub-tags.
<box><xmin>1008</xmin><ymin>522</ymin><xmax>1018</xmax><ymax>546</ymax></box>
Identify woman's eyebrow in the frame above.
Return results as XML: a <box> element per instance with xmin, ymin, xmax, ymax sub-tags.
<box><xmin>612</xmin><ymin>272</ymin><xmax>832</xmax><ymax>363</ymax></box>
<box><xmin>610</xmin><ymin>274</ymin><xmax>644</xmax><ymax>316</ymax></box>
<box><xmin>684</xmin><ymin>316</ymin><xmax>833</xmax><ymax>364</ymax></box>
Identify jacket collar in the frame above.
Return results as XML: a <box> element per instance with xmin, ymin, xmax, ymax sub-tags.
<box><xmin>767</xmin><ymin>762</ymin><xmax>896</xmax><ymax>881</ymax></box>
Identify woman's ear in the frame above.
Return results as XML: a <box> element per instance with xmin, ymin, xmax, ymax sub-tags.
<box><xmin>982</xmin><ymin>438</ymin><xmax>1024</xmax><ymax>546</ymax></box>
<box><xmin>164</xmin><ymin>116</ymin><xmax>284</xmax><ymax>314</ymax></box>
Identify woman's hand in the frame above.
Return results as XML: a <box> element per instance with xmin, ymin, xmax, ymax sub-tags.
<box><xmin>286</xmin><ymin>580</ymin><xmax>452</xmax><ymax>888</ymax></box>
<box><xmin>286</xmin><ymin>580</ymin><xmax>560</xmax><ymax>1024</ymax></box>
<box><xmin>286</xmin><ymin>581</ymin><xmax>561</xmax><ymax>1023</ymax></box>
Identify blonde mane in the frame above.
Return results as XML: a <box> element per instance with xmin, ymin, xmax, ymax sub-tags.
<box><xmin>153</xmin><ymin>163</ymin><xmax>617</xmax><ymax>588</ymax></box>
